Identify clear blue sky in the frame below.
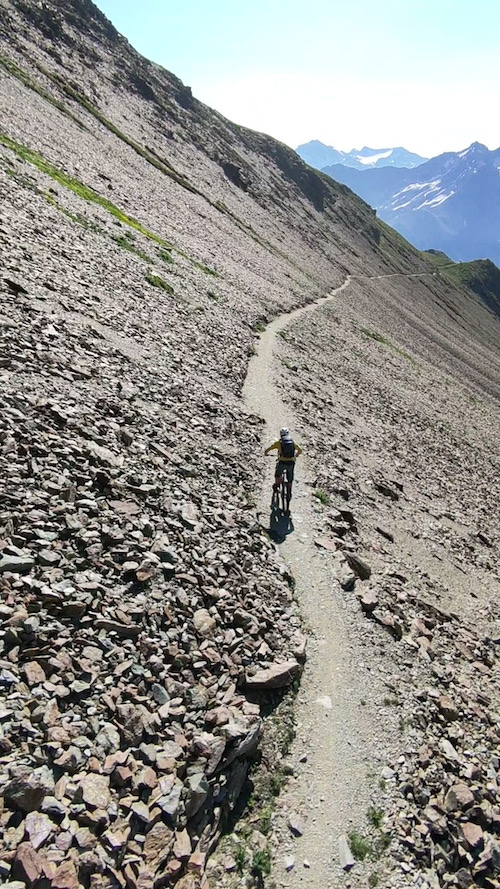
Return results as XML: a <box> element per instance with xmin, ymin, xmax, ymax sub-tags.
<box><xmin>94</xmin><ymin>0</ymin><xmax>500</xmax><ymax>157</ymax></box>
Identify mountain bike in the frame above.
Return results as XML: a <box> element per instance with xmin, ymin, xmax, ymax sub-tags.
<box><xmin>272</xmin><ymin>464</ymin><xmax>292</xmax><ymax>514</ymax></box>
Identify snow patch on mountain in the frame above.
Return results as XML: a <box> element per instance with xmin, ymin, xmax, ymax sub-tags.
<box><xmin>356</xmin><ymin>150</ymin><xmax>393</xmax><ymax>165</ymax></box>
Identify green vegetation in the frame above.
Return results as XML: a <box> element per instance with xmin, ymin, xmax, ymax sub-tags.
<box><xmin>253</xmin><ymin>321</ymin><xmax>266</xmax><ymax>333</ymax></box>
<box><xmin>252</xmin><ymin>848</ymin><xmax>271</xmax><ymax>879</ymax></box>
<box><xmin>44</xmin><ymin>192</ymin><xmax>102</xmax><ymax>232</ymax></box>
<box><xmin>235</xmin><ymin>844</ymin><xmax>246</xmax><ymax>873</ymax></box>
<box><xmin>258</xmin><ymin>803</ymin><xmax>273</xmax><ymax>835</ymax></box>
<box><xmin>0</xmin><ymin>132</ymin><xmax>176</xmax><ymax>250</ymax></box>
<box><xmin>158</xmin><ymin>248</ymin><xmax>174</xmax><ymax>264</ymax></box>
<box><xmin>145</xmin><ymin>272</ymin><xmax>174</xmax><ymax>294</ymax></box>
<box><xmin>0</xmin><ymin>55</ymin><xmax>90</xmax><ymax>132</ymax></box>
<box><xmin>359</xmin><ymin>327</ymin><xmax>417</xmax><ymax>365</ymax></box>
<box><xmin>440</xmin><ymin>259</ymin><xmax>500</xmax><ymax>315</ymax></box>
<box><xmin>368</xmin><ymin>807</ymin><xmax>383</xmax><ymax>829</ymax></box>
<box><xmin>313</xmin><ymin>488</ymin><xmax>329</xmax><ymax>505</ymax></box>
<box><xmin>348</xmin><ymin>830</ymin><xmax>374</xmax><ymax>861</ymax></box>
<box><xmin>269</xmin><ymin>768</ymin><xmax>287</xmax><ymax>796</ymax></box>
<box><xmin>369</xmin><ymin>871</ymin><xmax>380</xmax><ymax>887</ymax></box>
<box><xmin>112</xmin><ymin>233</ymin><xmax>151</xmax><ymax>261</ymax></box>
<box><xmin>422</xmin><ymin>248</ymin><xmax>453</xmax><ymax>268</ymax></box>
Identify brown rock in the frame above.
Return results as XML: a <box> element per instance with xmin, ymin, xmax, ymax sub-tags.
<box><xmin>461</xmin><ymin>821</ymin><xmax>484</xmax><ymax>850</ymax></box>
<box><xmin>52</xmin><ymin>859</ymin><xmax>80</xmax><ymax>889</ymax></box>
<box><xmin>245</xmin><ymin>659</ymin><xmax>301</xmax><ymax>689</ymax></box>
<box><xmin>444</xmin><ymin>783</ymin><xmax>475</xmax><ymax>812</ymax></box>
<box><xmin>344</xmin><ymin>551</ymin><xmax>372</xmax><ymax>579</ymax></box>
<box><xmin>288</xmin><ymin>812</ymin><xmax>305</xmax><ymax>836</ymax></box>
<box><xmin>187</xmin><ymin>850</ymin><xmax>206</xmax><ymax>872</ymax></box>
<box><xmin>12</xmin><ymin>842</ymin><xmax>44</xmax><ymax>883</ymax></box>
<box><xmin>143</xmin><ymin>822</ymin><xmax>173</xmax><ymax>864</ymax></box>
<box><xmin>314</xmin><ymin>536</ymin><xmax>338</xmax><ymax>552</ymax></box>
<box><xmin>22</xmin><ymin>661</ymin><xmax>46</xmax><ymax>686</ymax></box>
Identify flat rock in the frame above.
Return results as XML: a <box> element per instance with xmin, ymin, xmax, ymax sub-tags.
<box><xmin>245</xmin><ymin>659</ymin><xmax>301</xmax><ymax>689</ymax></box>
<box><xmin>338</xmin><ymin>834</ymin><xmax>355</xmax><ymax>870</ymax></box>
<box><xmin>79</xmin><ymin>773</ymin><xmax>110</xmax><ymax>809</ymax></box>
<box><xmin>288</xmin><ymin>812</ymin><xmax>305</xmax><ymax>836</ymax></box>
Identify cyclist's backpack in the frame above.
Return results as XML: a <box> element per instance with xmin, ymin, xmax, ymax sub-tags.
<box><xmin>281</xmin><ymin>437</ymin><xmax>295</xmax><ymax>459</ymax></box>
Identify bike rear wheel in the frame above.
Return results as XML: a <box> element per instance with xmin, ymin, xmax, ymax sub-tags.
<box><xmin>281</xmin><ymin>469</ymin><xmax>289</xmax><ymax>513</ymax></box>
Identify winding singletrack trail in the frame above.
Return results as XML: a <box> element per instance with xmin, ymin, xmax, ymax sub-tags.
<box><xmin>243</xmin><ymin>276</ymin><xmax>379</xmax><ymax>887</ymax></box>
<box><xmin>243</xmin><ymin>270</ymin><xmax>443</xmax><ymax>885</ymax></box>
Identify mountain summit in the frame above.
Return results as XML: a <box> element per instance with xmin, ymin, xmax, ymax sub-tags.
<box><xmin>322</xmin><ymin>142</ymin><xmax>500</xmax><ymax>264</ymax></box>
<box><xmin>296</xmin><ymin>140</ymin><xmax>427</xmax><ymax>170</ymax></box>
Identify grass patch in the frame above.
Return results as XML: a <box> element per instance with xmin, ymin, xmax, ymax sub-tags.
<box><xmin>348</xmin><ymin>830</ymin><xmax>374</xmax><ymax>861</ymax></box>
<box><xmin>253</xmin><ymin>321</ymin><xmax>266</xmax><ymax>333</ymax></box>
<box><xmin>259</xmin><ymin>803</ymin><xmax>273</xmax><ymax>835</ymax></box>
<box><xmin>252</xmin><ymin>848</ymin><xmax>271</xmax><ymax>879</ymax></box>
<box><xmin>198</xmin><ymin>263</ymin><xmax>218</xmax><ymax>277</ymax></box>
<box><xmin>235</xmin><ymin>844</ymin><xmax>246</xmax><ymax>873</ymax></box>
<box><xmin>158</xmin><ymin>248</ymin><xmax>174</xmax><ymax>264</ymax></box>
<box><xmin>368</xmin><ymin>872</ymin><xmax>380</xmax><ymax>887</ymax></box>
<box><xmin>359</xmin><ymin>327</ymin><xmax>418</xmax><ymax>365</ymax></box>
<box><xmin>0</xmin><ymin>55</ymin><xmax>90</xmax><ymax>133</ymax></box>
<box><xmin>45</xmin><ymin>192</ymin><xmax>102</xmax><ymax>232</ymax></box>
<box><xmin>112</xmin><ymin>233</ymin><xmax>151</xmax><ymax>261</ymax></box>
<box><xmin>269</xmin><ymin>768</ymin><xmax>286</xmax><ymax>796</ymax></box>
<box><xmin>368</xmin><ymin>807</ymin><xmax>383</xmax><ymax>829</ymax></box>
<box><xmin>145</xmin><ymin>272</ymin><xmax>174</xmax><ymax>294</ymax></box>
<box><xmin>0</xmin><ymin>131</ymin><xmax>175</xmax><ymax>245</ymax></box>
<box><xmin>313</xmin><ymin>488</ymin><xmax>329</xmax><ymax>505</ymax></box>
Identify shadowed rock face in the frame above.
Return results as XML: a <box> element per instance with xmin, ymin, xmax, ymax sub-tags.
<box><xmin>1</xmin><ymin>1</ymin><xmax>500</xmax><ymax>887</ymax></box>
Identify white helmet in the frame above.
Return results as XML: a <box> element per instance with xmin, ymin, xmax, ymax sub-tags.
<box><xmin>280</xmin><ymin>427</ymin><xmax>290</xmax><ymax>438</ymax></box>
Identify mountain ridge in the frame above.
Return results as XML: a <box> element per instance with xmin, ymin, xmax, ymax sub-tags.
<box><xmin>322</xmin><ymin>142</ymin><xmax>500</xmax><ymax>266</ymax></box>
<box><xmin>296</xmin><ymin>139</ymin><xmax>428</xmax><ymax>170</ymax></box>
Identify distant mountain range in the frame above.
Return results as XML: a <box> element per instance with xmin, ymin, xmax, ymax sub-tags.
<box><xmin>320</xmin><ymin>142</ymin><xmax>500</xmax><ymax>266</ymax></box>
<box><xmin>296</xmin><ymin>140</ymin><xmax>427</xmax><ymax>171</ymax></box>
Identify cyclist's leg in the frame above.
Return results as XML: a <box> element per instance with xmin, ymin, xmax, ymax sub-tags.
<box><xmin>286</xmin><ymin>460</ymin><xmax>295</xmax><ymax>509</ymax></box>
<box><xmin>273</xmin><ymin>460</ymin><xmax>282</xmax><ymax>490</ymax></box>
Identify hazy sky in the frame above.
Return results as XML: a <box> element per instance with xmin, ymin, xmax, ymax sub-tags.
<box><xmin>94</xmin><ymin>0</ymin><xmax>500</xmax><ymax>157</ymax></box>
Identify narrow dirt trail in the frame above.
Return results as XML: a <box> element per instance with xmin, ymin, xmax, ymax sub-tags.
<box><xmin>243</xmin><ymin>276</ymin><xmax>380</xmax><ymax>887</ymax></box>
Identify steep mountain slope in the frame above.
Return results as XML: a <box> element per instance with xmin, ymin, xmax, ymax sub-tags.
<box><xmin>324</xmin><ymin>143</ymin><xmax>500</xmax><ymax>266</ymax></box>
<box><xmin>1</xmin><ymin>2</ymin><xmax>499</xmax><ymax>888</ymax></box>
<box><xmin>297</xmin><ymin>140</ymin><xmax>427</xmax><ymax>170</ymax></box>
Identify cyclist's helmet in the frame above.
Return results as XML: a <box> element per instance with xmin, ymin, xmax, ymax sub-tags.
<box><xmin>280</xmin><ymin>427</ymin><xmax>290</xmax><ymax>438</ymax></box>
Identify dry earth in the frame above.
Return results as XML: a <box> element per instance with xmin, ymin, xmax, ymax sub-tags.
<box><xmin>0</xmin><ymin>2</ymin><xmax>499</xmax><ymax>889</ymax></box>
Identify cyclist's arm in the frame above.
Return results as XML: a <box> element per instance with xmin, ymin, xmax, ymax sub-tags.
<box><xmin>264</xmin><ymin>440</ymin><xmax>280</xmax><ymax>455</ymax></box>
<box><xmin>294</xmin><ymin>443</ymin><xmax>303</xmax><ymax>456</ymax></box>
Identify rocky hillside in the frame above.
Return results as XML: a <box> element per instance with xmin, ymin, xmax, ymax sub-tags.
<box><xmin>0</xmin><ymin>2</ymin><xmax>499</xmax><ymax>888</ymax></box>
<box><xmin>323</xmin><ymin>143</ymin><xmax>500</xmax><ymax>270</ymax></box>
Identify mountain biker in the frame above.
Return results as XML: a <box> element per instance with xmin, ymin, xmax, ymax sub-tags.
<box><xmin>265</xmin><ymin>428</ymin><xmax>302</xmax><ymax>509</ymax></box>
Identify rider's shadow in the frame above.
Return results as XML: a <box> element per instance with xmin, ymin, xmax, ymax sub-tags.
<box><xmin>268</xmin><ymin>505</ymin><xmax>294</xmax><ymax>543</ymax></box>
